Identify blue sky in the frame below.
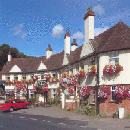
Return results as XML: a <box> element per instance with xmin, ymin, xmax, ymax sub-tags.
<box><xmin>0</xmin><ymin>0</ymin><xmax>130</xmax><ymax>57</ymax></box>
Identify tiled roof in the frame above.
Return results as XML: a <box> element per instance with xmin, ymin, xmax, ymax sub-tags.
<box><xmin>44</xmin><ymin>51</ymin><xmax>64</xmax><ymax>71</ymax></box>
<box><xmin>1</xmin><ymin>56</ymin><xmax>46</xmax><ymax>74</ymax></box>
<box><xmin>94</xmin><ymin>21</ymin><xmax>130</xmax><ymax>53</ymax></box>
<box><xmin>68</xmin><ymin>46</ymin><xmax>82</xmax><ymax>64</ymax></box>
<box><xmin>1</xmin><ymin>21</ymin><xmax>130</xmax><ymax>74</ymax></box>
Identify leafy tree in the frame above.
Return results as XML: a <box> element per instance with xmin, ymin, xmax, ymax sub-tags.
<box><xmin>0</xmin><ymin>43</ymin><xmax>35</xmax><ymax>71</ymax></box>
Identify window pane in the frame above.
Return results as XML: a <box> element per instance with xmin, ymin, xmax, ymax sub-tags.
<box><xmin>115</xmin><ymin>58</ymin><xmax>119</xmax><ymax>63</ymax></box>
<box><xmin>112</xmin><ymin>91</ymin><xmax>116</xmax><ymax>100</ymax></box>
<box><xmin>112</xmin><ymin>86</ymin><xmax>116</xmax><ymax>90</ymax></box>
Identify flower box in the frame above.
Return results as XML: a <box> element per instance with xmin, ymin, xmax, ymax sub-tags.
<box><xmin>103</xmin><ymin>63</ymin><xmax>123</xmax><ymax>76</ymax></box>
<box><xmin>88</xmin><ymin>65</ymin><xmax>97</xmax><ymax>75</ymax></box>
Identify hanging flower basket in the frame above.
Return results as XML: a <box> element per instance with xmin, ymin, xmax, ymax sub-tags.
<box><xmin>115</xmin><ymin>85</ymin><xmax>130</xmax><ymax>100</ymax></box>
<box><xmin>75</xmin><ymin>69</ymin><xmax>86</xmax><ymax>79</ymax></box>
<box><xmin>33</xmin><ymin>75</ymin><xmax>39</xmax><ymax>82</ymax></box>
<box><xmin>69</xmin><ymin>88</ymin><xmax>74</xmax><ymax>96</ymax></box>
<box><xmin>62</xmin><ymin>72</ymin><xmax>69</xmax><ymax>78</ymax></box>
<box><xmin>103</xmin><ymin>63</ymin><xmax>123</xmax><ymax>76</ymax></box>
<box><xmin>59</xmin><ymin>74</ymin><xmax>77</xmax><ymax>87</ymax></box>
<box><xmin>87</xmin><ymin>65</ymin><xmax>97</xmax><ymax>75</ymax></box>
<box><xmin>99</xmin><ymin>86</ymin><xmax>111</xmax><ymax>98</ymax></box>
<box><xmin>44</xmin><ymin>74</ymin><xmax>51</xmax><ymax>81</ymax></box>
<box><xmin>79</xmin><ymin>86</ymin><xmax>91</xmax><ymax>97</ymax></box>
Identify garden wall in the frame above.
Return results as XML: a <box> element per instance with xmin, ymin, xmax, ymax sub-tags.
<box><xmin>99</xmin><ymin>90</ymin><xmax>130</xmax><ymax>117</ymax></box>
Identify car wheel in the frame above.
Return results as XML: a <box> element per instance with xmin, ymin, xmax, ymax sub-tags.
<box><xmin>26</xmin><ymin>104</ymin><xmax>29</xmax><ymax>109</ymax></box>
<box><xmin>9</xmin><ymin>107</ymin><xmax>14</xmax><ymax>112</ymax></box>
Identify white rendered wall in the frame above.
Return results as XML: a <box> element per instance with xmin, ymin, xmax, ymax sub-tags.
<box><xmin>9</xmin><ymin>65</ymin><xmax>22</xmax><ymax>72</ymax></box>
<box><xmin>99</xmin><ymin>50</ymin><xmax>130</xmax><ymax>85</ymax></box>
<box><xmin>85</xmin><ymin>16</ymin><xmax>94</xmax><ymax>43</ymax></box>
<box><xmin>71</xmin><ymin>45</ymin><xmax>77</xmax><ymax>51</ymax></box>
<box><xmin>64</xmin><ymin>36</ymin><xmax>70</xmax><ymax>55</ymax></box>
<box><xmin>48</xmin><ymin>82</ymin><xmax>59</xmax><ymax>89</ymax></box>
<box><xmin>2</xmin><ymin>75</ymin><xmax>5</xmax><ymax>80</ymax></box>
<box><xmin>37</xmin><ymin>61</ymin><xmax>47</xmax><ymax>70</ymax></box>
<box><xmin>80</xmin><ymin>59</ymin><xmax>97</xmax><ymax>86</ymax></box>
<box><xmin>62</xmin><ymin>54</ymin><xmax>69</xmax><ymax>66</ymax></box>
<box><xmin>46</xmin><ymin>51</ymin><xmax>52</xmax><ymax>59</ymax></box>
<box><xmin>80</xmin><ymin>42</ymin><xmax>94</xmax><ymax>58</ymax></box>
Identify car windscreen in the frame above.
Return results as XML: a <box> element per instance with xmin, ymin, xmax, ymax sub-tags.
<box><xmin>4</xmin><ymin>100</ymin><xmax>10</xmax><ymax>104</ymax></box>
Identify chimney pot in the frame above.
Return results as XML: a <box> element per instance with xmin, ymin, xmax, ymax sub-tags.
<box><xmin>73</xmin><ymin>39</ymin><xmax>76</xmax><ymax>43</ymax></box>
<box><xmin>66</xmin><ymin>29</ymin><xmax>69</xmax><ymax>33</ymax></box>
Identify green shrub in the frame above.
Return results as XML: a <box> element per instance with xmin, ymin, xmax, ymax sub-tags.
<box><xmin>126</xmin><ymin>114</ymin><xmax>130</xmax><ymax>118</ymax></box>
<box><xmin>28</xmin><ymin>98</ymin><xmax>36</xmax><ymax>104</ymax></box>
<box><xmin>85</xmin><ymin>105</ymin><xmax>95</xmax><ymax>115</ymax></box>
<box><xmin>75</xmin><ymin>106</ymin><xmax>85</xmax><ymax>114</ymax></box>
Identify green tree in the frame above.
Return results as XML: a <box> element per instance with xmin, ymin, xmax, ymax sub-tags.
<box><xmin>0</xmin><ymin>43</ymin><xmax>35</xmax><ymax>71</ymax></box>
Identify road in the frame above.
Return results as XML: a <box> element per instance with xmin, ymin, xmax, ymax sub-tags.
<box><xmin>0</xmin><ymin>110</ymin><xmax>96</xmax><ymax>130</ymax></box>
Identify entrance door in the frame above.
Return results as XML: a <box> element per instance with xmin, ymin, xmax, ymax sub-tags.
<box><xmin>39</xmin><ymin>93</ymin><xmax>44</xmax><ymax>102</ymax></box>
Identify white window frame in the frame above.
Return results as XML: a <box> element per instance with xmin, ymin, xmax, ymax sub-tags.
<box><xmin>80</xmin><ymin>62</ymin><xmax>84</xmax><ymax>69</ymax></box>
<box><xmin>52</xmin><ymin>73</ymin><xmax>57</xmax><ymax>78</ymax></box>
<box><xmin>5</xmin><ymin>75</ymin><xmax>10</xmax><ymax>80</ymax></box>
<box><xmin>14</xmin><ymin>75</ymin><xmax>18</xmax><ymax>80</ymax></box>
<box><xmin>22</xmin><ymin>75</ymin><xmax>26</xmax><ymax>79</ymax></box>
<box><xmin>41</xmin><ymin>74</ymin><xmax>44</xmax><ymax>80</ymax></box>
<box><xmin>70</xmin><ymin>67</ymin><xmax>73</xmax><ymax>74</ymax></box>
<box><xmin>51</xmin><ymin>89</ymin><xmax>57</xmax><ymax>99</ymax></box>
<box><xmin>76</xmin><ymin>64</ymin><xmax>79</xmax><ymax>73</ymax></box>
<box><xmin>30</xmin><ymin>74</ymin><xmax>33</xmax><ymax>79</ymax></box>
<box><xmin>29</xmin><ymin>89</ymin><xmax>34</xmax><ymax>98</ymax></box>
<box><xmin>111</xmin><ymin>86</ymin><xmax>117</xmax><ymax>101</ymax></box>
<box><xmin>109</xmin><ymin>53</ymin><xmax>119</xmax><ymax>65</ymax></box>
<box><xmin>91</xmin><ymin>87</ymin><xmax>95</xmax><ymax>104</ymax></box>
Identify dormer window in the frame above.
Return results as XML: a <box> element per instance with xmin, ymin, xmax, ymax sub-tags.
<box><xmin>109</xmin><ymin>53</ymin><xmax>119</xmax><ymax>65</ymax></box>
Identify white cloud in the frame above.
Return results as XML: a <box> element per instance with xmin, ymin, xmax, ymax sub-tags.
<box><xmin>51</xmin><ymin>24</ymin><xmax>64</xmax><ymax>38</ymax></box>
<box><xmin>93</xmin><ymin>4</ymin><xmax>105</xmax><ymax>15</ymax></box>
<box><xmin>10</xmin><ymin>24</ymin><xmax>27</xmax><ymax>39</ymax></box>
<box><xmin>71</xmin><ymin>32</ymin><xmax>84</xmax><ymax>39</ymax></box>
<box><xmin>94</xmin><ymin>26</ymin><xmax>109</xmax><ymax>36</ymax></box>
<box><xmin>21</xmin><ymin>33</ymin><xmax>27</xmax><ymax>39</ymax></box>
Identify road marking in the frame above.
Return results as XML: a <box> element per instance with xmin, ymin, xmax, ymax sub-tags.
<box><xmin>10</xmin><ymin>115</ymin><xmax>12</xmax><ymax>116</ymax></box>
<box><xmin>20</xmin><ymin>116</ymin><xmax>24</xmax><ymax>118</ymax></box>
<box><xmin>48</xmin><ymin>121</ymin><xmax>50</xmax><ymax>122</ymax></box>
<box><xmin>30</xmin><ymin>118</ymin><xmax>37</xmax><ymax>120</ymax></box>
<box><xmin>43</xmin><ymin>120</ymin><xmax>45</xmax><ymax>121</ymax></box>
<box><xmin>80</xmin><ymin>126</ymin><xmax>86</xmax><ymax>128</ymax></box>
<box><xmin>60</xmin><ymin>123</ymin><xmax>66</xmax><ymax>125</ymax></box>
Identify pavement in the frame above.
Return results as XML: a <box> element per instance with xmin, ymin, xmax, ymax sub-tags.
<box><xmin>12</xmin><ymin>106</ymin><xmax>130</xmax><ymax>130</ymax></box>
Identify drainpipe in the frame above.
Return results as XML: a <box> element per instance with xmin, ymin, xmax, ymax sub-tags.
<box><xmin>96</xmin><ymin>54</ymin><xmax>99</xmax><ymax>114</ymax></box>
<box><xmin>27</xmin><ymin>84</ymin><xmax>29</xmax><ymax>101</ymax></box>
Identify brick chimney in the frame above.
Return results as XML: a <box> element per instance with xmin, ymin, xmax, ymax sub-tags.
<box><xmin>8</xmin><ymin>51</ymin><xmax>12</xmax><ymax>61</ymax></box>
<box><xmin>46</xmin><ymin>44</ymin><xmax>52</xmax><ymax>59</ymax></box>
<box><xmin>83</xmin><ymin>7</ymin><xmax>95</xmax><ymax>43</ymax></box>
<box><xmin>64</xmin><ymin>29</ymin><xmax>70</xmax><ymax>55</ymax></box>
<box><xmin>71</xmin><ymin>39</ymin><xmax>78</xmax><ymax>51</ymax></box>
